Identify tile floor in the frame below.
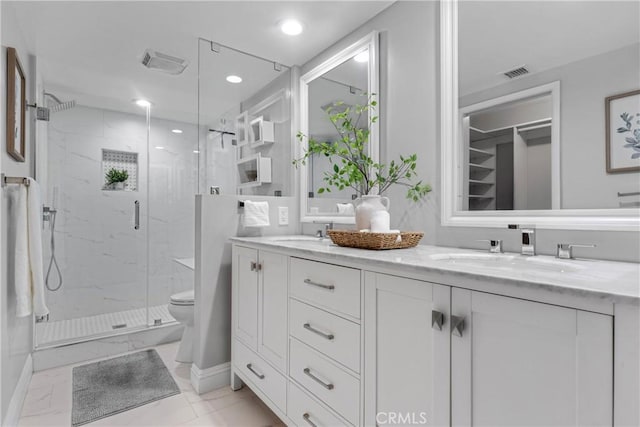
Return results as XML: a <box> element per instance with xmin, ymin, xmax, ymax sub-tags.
<box><xmin>19</xmin><ymin>342</ymin><xmax>284</xmax><ymax>426</ymax></box>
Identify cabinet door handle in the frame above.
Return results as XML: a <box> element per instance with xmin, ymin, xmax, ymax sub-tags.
<box><xmin>304</xmin><ymin>323</ymin><xmax>334</xmax><ymax>340</ymax></box>
<box><xmin>303</xmin><ymin>368</ymin><xmax>334</xmax><ymax>390</ymax></box>
<box><xmin>303</xmin><ymin>413</ymin><xmax>318</xmax><ymax>427</ymax></box>
<box><xmin>246</xmin><ymin>363</ymin><xmax>265</xmax><ymax>379</ymax></box>
<box><xmin>250</xmin><ymin>261</ymin><xmax>257</xmax><ymax>271</ymax></box>
<box><xmin>304</xmin><ymin>278</ymin><xmax>335</xmax><ymax>291</ymax></box>
<box><xmin>432</xmin><ymin>310</ymin><xmax>445</xmax><ymax>331</ymax></box>
<box><xmin>451</xmin><ymin>315</ymin><xmax>465</xmax><ymax>337</ymax></box>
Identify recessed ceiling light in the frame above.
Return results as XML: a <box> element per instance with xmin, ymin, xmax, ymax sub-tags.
<box><xmin>171</xmin><ymin>129</ymin><xmax>183</xmax><ymax>134</ymax></box>
<box><xmin>226</xmin><ymin>75</ymin><xmax>242</xmax><ymax>84</ymax></box>
<box><xmin>155</xmin><ymin>146</ymin><xmax>165</xmax><ymax>150</ymax></box>
<box><xmin>280</xmin><ymin>19</ymin><xmax>303</xmax><ymax>36</ymax></box>
<box><xmin>134</xmin><ymin>99</ymin><xmax>152</xmax><ymax>108</ymax></box>
<box><xmin>354</xmin><ymin>51</ymin><xmax>369</xmax><ymax>63</ymax></box>
<box><xmin>193</xmin><ymin>150</ymin><xmax>200</xmax><ymax>154</ymax></box>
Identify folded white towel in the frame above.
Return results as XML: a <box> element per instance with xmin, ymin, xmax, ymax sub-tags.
<box><xmin>12</xmin><ymin>179</ymin><xmax>49</xmax><ymax>317</ymax></box>
<box><xmin>243</xmin><ymin>200</ymin><xmax>270</xmax><ymax>227</ymax></box>
<box><xmin>336</xmin><ymin>203</ymin><xmax>355</xmax><ymax>215</ymax></box>
<box><xmin>27</xmin><ymin>179</ymin><xmax>49</xmax><ymax>317</ymax></box>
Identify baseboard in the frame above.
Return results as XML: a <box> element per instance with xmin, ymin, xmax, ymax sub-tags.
<box><xmin>3</xmin><ymin>354</ymin><xmax>33</xmax><ymax>427</ymax></box>
<box><xmin>190</xmin><ymin>361</ymin><xmax>230</xmax><ymax>394</ymax></box>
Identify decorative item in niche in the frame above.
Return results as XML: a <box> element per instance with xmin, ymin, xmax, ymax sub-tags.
<box><xmin>294</xmin><ymin>96</ymin><xmax>431</xmax><ymax>230</ymax></box>
<box><xmin>102</xmin><ymin>149</ymin><xmax>138</xmax><ymax>191</ymax></box>
<box><xmin>105</xmin><ymin>168</ymin><xmax>129</xmax><ymax>191</ymax></box>
<box><xmin>6</xmin><ymin>47</ymin><xmax>26</xmax><ymax>162</ymax></box>
<box><xmin>606</xmin><ymin>89</ymin><xmax>640</xmax><ymax>173</ymax></box>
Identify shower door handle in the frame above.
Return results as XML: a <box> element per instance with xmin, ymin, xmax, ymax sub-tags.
<box><xmin>134</xmin><ymin>201</ymin><xmax>140</xmax><ymax>230</ymax></box>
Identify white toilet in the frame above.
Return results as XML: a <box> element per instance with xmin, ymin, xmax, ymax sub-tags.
<box><xmin>168</xmin><ymin>290</ymin><xmax>195</xmax><ymax>363</ymax></box>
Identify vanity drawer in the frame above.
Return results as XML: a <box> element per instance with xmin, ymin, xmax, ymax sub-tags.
<box><xmin>290</xmin><ymin>299</ymin><xmax>360</xmax><ymax>373</ymax></box>
<box><xmin>288</xmin><ymin>381</ymin><xmax>350</xmax><ymax>427</ymax></box>
<box><xmin>290</xmin><ymin>339</ymin><xmax>360</xmax><ymax>425</ymax></box>
<box><xmin>233</xmin><ymin>339</ymin><xmax>286</xmax><ymax>412</ymax></box>
<box><xmin>290</xmin><ymin>258</ymin><xmax>361</xmax><ymax>319</ymax></box>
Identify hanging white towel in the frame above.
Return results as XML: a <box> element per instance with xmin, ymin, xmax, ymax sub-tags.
<box><xmin>13</xmin><ymin>179</ymin><xmax>49</xmax><ymax>318</ymax></box>
<box><xmin>243</xmin><ymin>200</ymin><xmax>270</xmax><ymax>227</ymax></box>
<box><xmin>336</xmin><ymin>203</ymin><xmax>355</xmax><ymax>215</ymax></box>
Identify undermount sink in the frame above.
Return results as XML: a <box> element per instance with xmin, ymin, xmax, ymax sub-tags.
<box><xmin>429</xmin><ymin>252</ymin><xmax>582</xmax><ymax>273</ymax></box>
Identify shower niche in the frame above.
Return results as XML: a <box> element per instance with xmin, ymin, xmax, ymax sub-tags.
<box><xmin>102</xmin><ymin>149</ymin><xmax>138</xmax><ymax>191</ymax></box>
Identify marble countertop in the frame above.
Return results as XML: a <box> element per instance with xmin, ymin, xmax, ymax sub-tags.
<box><xmin>231</xmin><ymin>236</ymin><xmax>640</xmax><ymax>305</ymax></box>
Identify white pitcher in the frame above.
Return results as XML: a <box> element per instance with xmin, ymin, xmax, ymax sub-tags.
<box><xmin>354</xmin><ymin>195</ymin><xmax>390</xmax><ymax>231</ymax></box>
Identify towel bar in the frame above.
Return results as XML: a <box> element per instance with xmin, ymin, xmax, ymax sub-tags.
<box><xmin>1</xmin><ymin>173</ymin><xmax>30</xmax><ymax>187</ymax></box>
<box><xmin>617</xmin><ymin>191</ymin><xmax>640</xmax><ymax>197</ymax></box>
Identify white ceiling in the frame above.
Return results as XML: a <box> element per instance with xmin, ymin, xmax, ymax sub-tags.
<box><xmin>459</xmin><ymin>1</ymin><xmax>640</xmax><ymax>97</ymax></box>
<box><xmin>6</xmin><ymin>1</ymin><xmax>393</xmax><ymax>123</ymax></box>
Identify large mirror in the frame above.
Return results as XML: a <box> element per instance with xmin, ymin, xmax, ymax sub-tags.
<box><xmin>441</xmin><ymin>0</ymin><xmax>640</xmax><ymax>230</ymax></box>
<box><xmin>299</xmin><ymin>32</ymin><xmax>379</xmax><ymax>223</ymax></box>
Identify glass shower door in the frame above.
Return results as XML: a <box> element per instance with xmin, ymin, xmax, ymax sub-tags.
<box><xmin>36</xmin><ymin>102</ymin><xmax>151</xmax><ymax>347</ymax></box>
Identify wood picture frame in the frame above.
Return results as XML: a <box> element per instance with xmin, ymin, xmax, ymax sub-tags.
<box><xmin>605</xmin><ymin>89</ymin><xmax>640</xmax><ymax>173</ymax></box>
<box><xmin>6</xmin><ymin>47</ymin><xmax>26</xmax><ymax>162</ymax></box>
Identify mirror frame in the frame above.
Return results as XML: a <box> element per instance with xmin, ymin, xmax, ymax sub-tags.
<box><xmin>440</xmin><ymin>0</ymin><xmax>640</xmax><ymax>231</ymax></box>
<box><xmin>298</xmin><ymin>31</ymin><xmax>379</xmax><ymax>224</ymax></box>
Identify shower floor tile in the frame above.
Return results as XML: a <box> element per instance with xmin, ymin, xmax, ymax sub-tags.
<box><xmin>36</xmin><ymin>304</ymin><xmax>175</xmax><ymax>347</ymax></box>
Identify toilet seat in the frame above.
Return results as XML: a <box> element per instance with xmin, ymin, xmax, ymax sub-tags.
<box><xmin>170</xmin><ymin>290</ymin><xmax>194</xmax><ymax>306</ymax></box>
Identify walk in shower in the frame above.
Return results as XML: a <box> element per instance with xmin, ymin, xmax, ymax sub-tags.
<box><xmin>35</xmin><ymin>95</ymin><xmax>198</xmax><ymax>348</ymax></box>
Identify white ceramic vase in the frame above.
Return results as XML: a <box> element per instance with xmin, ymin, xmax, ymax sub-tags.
<box><xmin>354</xmin><ymin>195</ymin><xmax>390</xmax><ymax>231</ymax></box>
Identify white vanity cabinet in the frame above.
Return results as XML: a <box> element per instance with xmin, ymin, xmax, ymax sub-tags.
<box><xmin>450</xmin><ymin>288</ymin><xmax>613</xmax><ymax>427</ymax></box>
<box><xmin>231</xmin><ymin>246</ymin><xmax>288</xmax><ymax>413</ymax></box>
<box><xmin>230</xmin><ymin>241</ymin><xmax>634</xmax><ymax>427</ymax></box>
<box><xmin>363</xmin><ymin>273</ymin><xmax>451</xmax><ymax>427</ymax></box>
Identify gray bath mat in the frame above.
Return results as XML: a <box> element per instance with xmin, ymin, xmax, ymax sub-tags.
<box><xmin>72</xmin><ymin>349</ymin><xmax>180</xmax><ymax>426</ymax></box>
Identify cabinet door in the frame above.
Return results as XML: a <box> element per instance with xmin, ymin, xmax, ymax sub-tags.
<box><xmin>451</xmin><ymin>288</ymin><xmax>613</xmax><ymax>427</ymax></box>
<box><xmin>258</xmin><ymin>251</ymin><xmax>288</xmax><ymax>372</ymax></box>
<box><xmin>233</xmin><ymin>246</ymin><xmax>259</xmax><ymax>350</ymax></box>
<box><xmin>364</xmin><ymin>272</ymin><xmax>450</xmax><ymax>427</ymax></box>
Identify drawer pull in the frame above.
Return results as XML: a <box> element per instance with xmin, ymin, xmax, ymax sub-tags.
<box><xmin>303</xmin><ymin>367</ymin><xmax>334</xmax><ymax>390</ymax></box>
<box><xmin>303</xmin><ymin>413</ymin><xmax>318</xmax><ymax>427</ymax></box>
<box><xmin>246</xmin><ymin>363</ymin><xmax>265</xmax><ymax>379</ymax></box>
<box><xmin>303</xmin><ymin>323</ymin><xmax>335</xmax><ymax>340</ymax></box>
<box><xmin>304</xmin><ymin>278</ymin><xmax>335</xmax><ymax>291</ymax></box>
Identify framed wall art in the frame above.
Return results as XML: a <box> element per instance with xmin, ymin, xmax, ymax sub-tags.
<box><xmin>606</xmin><ymin>89</ymin><xmax>640</xmax><ymax>173</ymax></box>
<box><xmin>6</xmin><ymin>47</ymin><xmax>26</xmax><ymax>162</ymax></box>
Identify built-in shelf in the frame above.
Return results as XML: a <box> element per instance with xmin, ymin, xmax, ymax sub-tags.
<box><xmin>249</xmin><ymin>116</ymin><xmax>275</xmax><ymax>148</ymax></box>
<box><xmin>235</xmin><ymin>111</ymin><xmax>249</xmax><ymax>147</ymax></box>
<box><xmin>102</xmin><ymin>149</ymin><xmax>138</xmax><ymax>191</ymax></box>
<box><xmin>469</xmin><ymin>179</ymin><xmax>494</xmax><ymax>185</ymax></box>
<box><xmin>236</xmin><ymin>153</ymin><xmax>272</xmax><ymax>189</ymax></box>
<box><xmin>469</xmin><ymin>163</ymin><xmax>494</xmax><ymax>171</ymax></box>
<box><xmin>469</xmin><ymin>195</ymin><xmax>494</xmax><ymax>199</ymax></box>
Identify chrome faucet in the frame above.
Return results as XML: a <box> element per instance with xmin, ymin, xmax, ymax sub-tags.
<box><xmin>508</xmin><ymin>224</ymin><xmax>536</xmax><ymax>256</ymax></box>
<box><xmin>315</xmin><ymin>222</ymin><xmax>333</xmax><ymax>239</ymax></box>
<box><xmin>477</xmin><ymin>239</ymin><xmax>503</xmax><ymax>253</ymax></box>
<box><xmin>556</xmin><ymin>243</ymin><xmax>596</xmax><ymax>259</ymax></box>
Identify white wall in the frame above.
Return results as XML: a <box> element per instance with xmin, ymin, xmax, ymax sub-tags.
<box><xmin>1</xmin><ymin>1</ymin><xmax>35</xmax><ymax>421</ymax></box>
<box><xmin>193</xmin><ymin>195</ymin><xmax>300</xmax><ymax>374</ymax></box>
<box><xmin>43</xmin><ymin>105</ymin><xmax>196</xmax><ymax>322</ymax></box>
<box><xmin>301</xmin><ymin>1</ymin><xmax>639</xmax><ymax>263</ymax></box>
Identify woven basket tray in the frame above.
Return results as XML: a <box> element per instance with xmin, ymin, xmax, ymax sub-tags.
<box><xmin>327</xmin><ymin>230</ymin><xmax>424</xmax><ymax>250</ymax></box>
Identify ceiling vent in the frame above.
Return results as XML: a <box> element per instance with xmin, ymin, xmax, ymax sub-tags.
<box><xmin>141</xmin><ymin>49</ymin><xmax>189</xmax><ymax>75</ymax></box>
<box><xmin>502</xmin><ymin>65</ymin><xmax>529</xmax><ymax>79</ymax></box>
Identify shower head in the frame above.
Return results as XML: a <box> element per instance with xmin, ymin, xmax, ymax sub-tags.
<box><xmin>44</xmin><ymin>92</ymin><xmax>76</xmax><ymax>113</ymax></box>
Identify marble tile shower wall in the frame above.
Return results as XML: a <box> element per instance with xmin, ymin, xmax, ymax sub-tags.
<box><xmin>44</xmin><ymin>105</ymin><xmax>197</xmax><ymax>322</ymax></box>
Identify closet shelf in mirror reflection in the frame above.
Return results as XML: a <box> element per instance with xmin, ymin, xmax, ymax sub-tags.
<box><xmin>469</xmin><ymin>179</ymin><xmax>494</xmax><ymax>185</ymax></box>
<box><xmin>469</xmin><ymin>163</ymin><xmax>494</xmax><ymax>171</ymax></box>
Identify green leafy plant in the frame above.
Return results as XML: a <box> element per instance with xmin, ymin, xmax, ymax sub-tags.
<box><xmin>105</xmin><ymin>168</ymin><xmax>129</xmax><ymax>185</ymax></box>
<box><xmin>294</xmin><ymin>95</ymin><xmax>431</xmax><ymax>201</ymax></box>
